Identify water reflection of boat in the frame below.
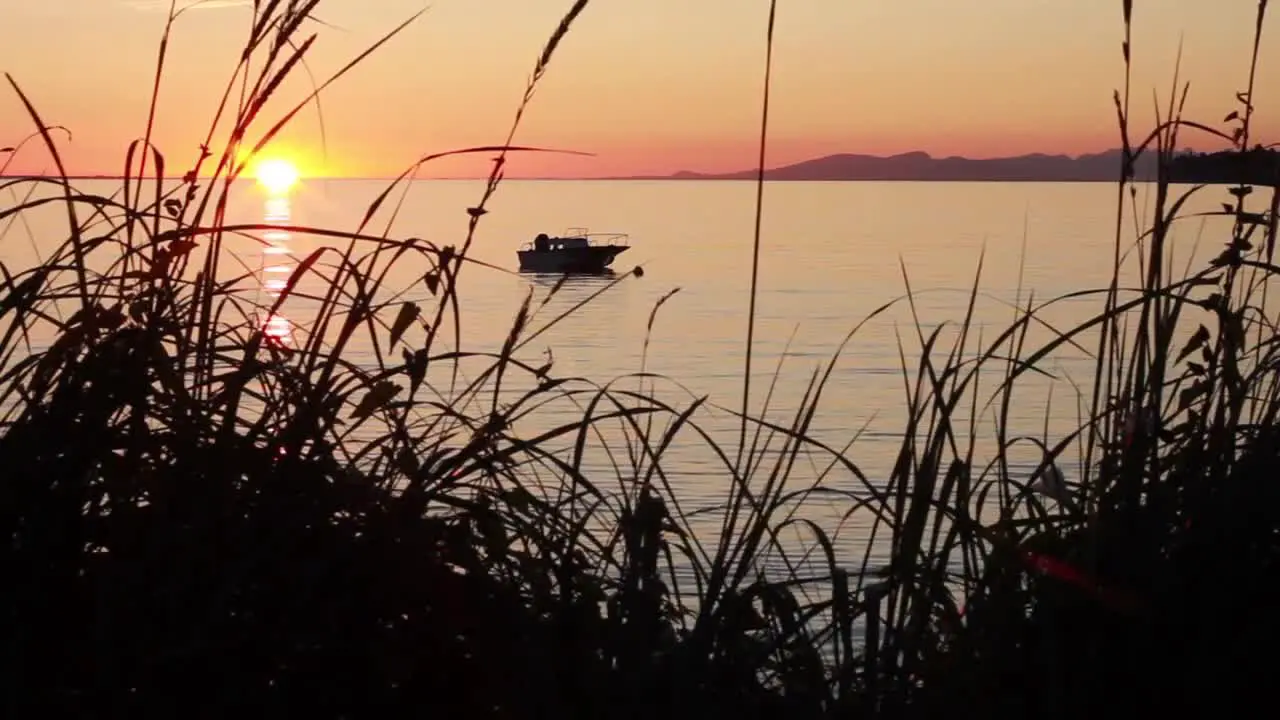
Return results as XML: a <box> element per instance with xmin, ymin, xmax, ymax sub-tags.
<box><xmin>523</xmin><ymin>264</ymin><xmax>628</xmax><ymax>309</ymax></box>
<box><xmin>526</xmin><ymin>268</ymin><xmax>618</xmax><ymax>288</ymax></box>
<box><xmin>517</xmin><ymin>228</ymin><xmax>629</xmax><ymax>274</ymax></box>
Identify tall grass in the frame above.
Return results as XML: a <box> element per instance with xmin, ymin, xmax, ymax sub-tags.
<box><xmin>1</xmin><ymin>0</ymin><xmax>1277</xmax><ymax>717</ymax></box>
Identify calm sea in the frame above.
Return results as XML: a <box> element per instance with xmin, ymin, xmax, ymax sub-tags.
<box><xmin>1</xmin><ymin>178</ymin><xmax>1240</xmax><ymax>570</ymax></box>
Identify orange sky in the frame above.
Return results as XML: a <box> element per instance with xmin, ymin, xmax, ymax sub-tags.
<box><xmin>1</xmin><ymin>0</ymin><xmax>1276</xmax><ymax>178</ymax></box>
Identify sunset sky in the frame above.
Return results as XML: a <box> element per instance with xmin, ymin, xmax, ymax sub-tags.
<box><xmin>1</xmin><ymin>0</ymin><xmax>1275</xmax><ymax>178</ymax></box>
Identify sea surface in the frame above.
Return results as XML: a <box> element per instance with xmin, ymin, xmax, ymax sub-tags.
<box><xmin>0</xmin><ymin>178</ymin><xmax>1245</xmax><ymax>575</ymax></box>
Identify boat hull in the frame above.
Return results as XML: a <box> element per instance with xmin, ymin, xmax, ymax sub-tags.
<box><xmin>517</xmin><ymin>245</ymin><xmax>628</xmax><ymax>274</ymax></box>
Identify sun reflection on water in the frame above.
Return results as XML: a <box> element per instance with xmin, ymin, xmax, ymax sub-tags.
<box><xmin>255</xmin><ymin>165</ymin><xmax>298</xmax><ymax>344</ymax></box>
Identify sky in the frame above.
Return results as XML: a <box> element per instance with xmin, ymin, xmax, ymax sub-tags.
<box><xmin>1</xmin><ymin>0</ymin><xmax>1276</xmax><ymax>178</ymax></box>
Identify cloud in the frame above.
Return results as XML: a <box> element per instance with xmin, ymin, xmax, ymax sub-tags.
<box><xmin>122</xmin><ymin>0</ymin><xmax>251</xmax><ymax>12</ymax></box>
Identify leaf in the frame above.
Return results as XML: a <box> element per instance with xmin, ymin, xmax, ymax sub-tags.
<box><xmin>477</xmin><ymin>514</ymin><xmax>508</xmax><ymax>558</ymax></box>
<box><xmin>1176</xmin><ymin>324</ymin><xmax>1211</xmax><ymax>364</ymax></box>
<box><xmin>395</xmin><ymin>447</ymin><xmax>420</xmax><ymax>476</ymax></box>
<box><xmin>0</xmin><ymin>147</ymin><xmax>14</xmax><ymax>153</ymax></box>
<box><xmin>95</xmin><ymin>305</ymin><xmax>126</xmax><ymax>332</ymax></box>
<box><xmin>1221</xmin><ymin>310</ymin><xmax>1245</xmax><ymax>352</ymax></box>
<box><xmin>466</xmin><ymin>206</ymin><xmax>488</xmax><ymax>218</ymax></box>
<box><xmin>423</xmin><ymin>271</ymin><xmax>439</xmax><ymax>296</ymax></box>
<box><xmin>502</xmin><ymin>487</ymin><xmax>535</xmax><ymax>511</ymax></box>
<box><xmin>388</xmin><ymin>301</ymin><xmax>419</xmax><ymax>348</ymax></box>
<box><xmin>322</xmin><ymin>392</ymin><xmax>345</xmax><ymax>422</ymax></box>
<box><xmin>1210</xmin><ymin>248</ymin><xmax>1236</xmax><ymax>268</ymax></box>
<box><xmin>402</xmin><ymin>347</ymin><xmax>428</xmax><ymax>395</ymax></box>
<box><xmin>280</xmin><ymin>247</ymin><xmax>327</xmax><ymax>299</ymax></box>
<box><xmin>533</xmin><ymin>360</ymin><xmax>553</xmax><ymax>379</ymax></box>
<box><xmin>1224</xmin><ymin>110</ymin><xmax>1240</xmax><ymax>123</ymax></box>
<box><xmin>1178</xmin><ymin>380</ymin><xmax>1209</xmax><ymax>413</ymax></box>
<box><xmin>350</xmin><ymin>380</ymin><xmax>402</xmax><ymax>420</ymax></box>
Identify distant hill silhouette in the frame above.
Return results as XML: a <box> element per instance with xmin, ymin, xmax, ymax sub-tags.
<box><xmin>8</xmin><ymin>149</ymin><xmax>1278</xmax><ymax>184</ymax></box>
<box><xmin>643</xmin><ymin>148</ymin><xmax>1280</xmax><ymax>184</ymax></box>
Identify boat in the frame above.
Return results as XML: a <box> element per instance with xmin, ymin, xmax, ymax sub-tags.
<box><xmin>517</xmin><ymin>228</ymin><xmax>630</xmax><ymax>274</ymax></box>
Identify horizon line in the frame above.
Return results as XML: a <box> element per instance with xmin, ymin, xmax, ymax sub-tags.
<box><xmin>0</xmin><ymin>175</ymin><xmax>1176</xmax><ymax>182</ymax></box>
<box><xmin>0</xmin><ymin>144</ymin><xmax>1251</xmax><ymax>183</ymax></box>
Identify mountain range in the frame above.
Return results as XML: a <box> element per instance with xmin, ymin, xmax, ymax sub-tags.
<box><xmin>636</xmin><ymin>150</ymin><xmax>1163</xmax><ymax>182</ymax></box>
<box><xmin>9</xmin><ymin>148</ymin><xmax>1273</xmax><ymax>184</ymax></box>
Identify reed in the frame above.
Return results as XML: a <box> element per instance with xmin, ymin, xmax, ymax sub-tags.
<box><xmin>0</xmin><ymin>0</ymin><xmax>1276</xmax><ymax>717</ymax></box>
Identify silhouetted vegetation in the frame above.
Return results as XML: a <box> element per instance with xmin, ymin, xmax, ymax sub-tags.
<box><xmin>1166</xmin><ymin>145</ymin><xmax>1280</xmax><ymax>185</ymax></box>
<box><xmin>1</xmin><ymin>0</ymin><xmax>1278</xmax><ymax>717</ymax></box>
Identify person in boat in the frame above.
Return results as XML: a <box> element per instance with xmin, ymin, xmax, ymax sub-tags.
<box><xmin>533</xmin><ymin>233</ymin><xmax>550</xmax><ymax>252</ymax></box>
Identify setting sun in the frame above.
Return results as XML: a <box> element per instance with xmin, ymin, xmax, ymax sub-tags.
<box><xmin>254</xmin><ymin>158</ymin><xmax>300</xmax><ymax>195</ymax></box>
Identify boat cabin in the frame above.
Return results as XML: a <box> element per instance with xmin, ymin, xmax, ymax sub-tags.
<box><xmin>532</xmin><ymin>233</ymin><xmax>591</xmax><ymax>252</ymax></box>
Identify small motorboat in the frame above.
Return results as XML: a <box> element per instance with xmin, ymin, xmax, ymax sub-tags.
<box><xmin>517</xmin><ymin>228</ymin><xmax>630</xmax><ymax>274</ymax></box>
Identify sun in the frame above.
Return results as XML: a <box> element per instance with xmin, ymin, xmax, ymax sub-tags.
<box><xmin>254</xmin><ymin>158</ymin><xmax>300</xmax><ymax>195</ymax></box>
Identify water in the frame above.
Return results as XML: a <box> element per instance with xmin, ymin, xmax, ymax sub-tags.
<box><xmin>0</xmin><ymin>178</ymin><xmax>1245</xmax><ymax>575</ymax></box>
